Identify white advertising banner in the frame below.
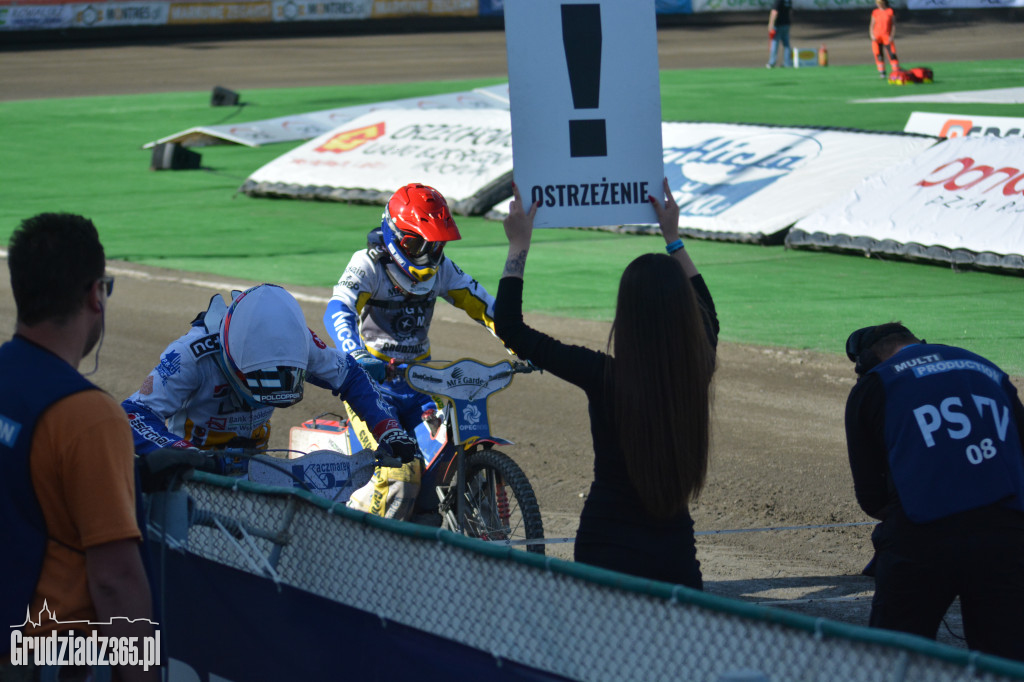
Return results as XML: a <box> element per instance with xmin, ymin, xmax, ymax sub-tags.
<box><xmin>789</xmin><ymin>136</ymin><xmax>1024</xmax><ymax>269</ymax></box>
<box><xmin>662</xmin><ymin>122</ymin><xmax>937</xmax><ymax>241</ymax></box>
<box><xmin>240</xmin><ymin>108</ymin><xmax>513</xmax><ymax>215</ymax></box>
<box><xmin>904</xmin><ymin>111</ymin><xmax>1024</xmax><ymax>139</ymax></box>
<box><xmin>144</xmin><ymin>83</ymin><xmax>509</xmax><ymax>148</ymax></box>
<box><xmin>504</xmin><ymin>0</ymin><xmax>664</xmax><ymax>228</ymax></box>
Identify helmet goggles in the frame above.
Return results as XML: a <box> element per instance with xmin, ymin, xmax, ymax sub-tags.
<box><xmin>397</xmin><ymin>230</ymin><xmax>444</xmax><ymax>262</ymax></box>
<box><xmin>240</xmin><ymin>366</ymin><xmax>307</xmax><ymax>407</ymax></box>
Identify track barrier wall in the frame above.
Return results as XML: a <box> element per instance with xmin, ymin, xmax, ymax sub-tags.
<box><xmin>148</xmin><ymin>472</ymin><xmax>1024</xmax><ymax>681</ymax></box>
<box><xmin>3</xmin><ymin>0</ymin><xmax>1021</xmax><ymax>36</ymax></box>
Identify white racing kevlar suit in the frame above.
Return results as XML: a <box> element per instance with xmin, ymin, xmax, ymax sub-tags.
<box><xmin>323</xmin><ymin>234</ymin><xmax>496</xmax><ymax>366</ymax></box>
<box><xmin>322</xmin><ymin>232</ymin><xmax>498</xmax><ymax>517</ymax></box>
<box><xmin>123</xmin><ymin>295</ymin><xmax>399</xmax><ymax>469</ymax></box>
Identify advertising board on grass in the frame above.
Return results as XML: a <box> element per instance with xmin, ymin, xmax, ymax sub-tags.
<box><xmin>788</xmin><ymin>136</ymin><xmax>1024</xmax><ymax>270</ymax></box>
<box><xmin>144</xmin><ymin>83</ymin><xmax>509</xmax><ymax>149</ymax></box>
<box><xmin>240</xmin><ymin>108</ymin><xmax>513</xmax><ymax>215</ymax></box>
<box><xmin>662</xmin><ymin>122</ymin><xmax>937</xmax><ymax>243</ymax></box>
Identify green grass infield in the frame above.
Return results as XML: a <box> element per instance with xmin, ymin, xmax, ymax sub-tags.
<box><xmin>1</xmin><ymin>60</ymin><xmax>1022</xmax><ymax>372</ymax></box>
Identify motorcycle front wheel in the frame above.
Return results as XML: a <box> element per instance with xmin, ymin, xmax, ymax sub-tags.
<box><xmin>441</xmin><ymin>449</ymin><xmax>545</xmax><ymax>554</ymax></box>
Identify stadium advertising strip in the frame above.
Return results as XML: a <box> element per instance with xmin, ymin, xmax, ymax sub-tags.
<box><xmin>789</xmin><ymin>136</ymin><xmax>1024</xmax><ymax>269</ymax></box>
<box><xmin>240</xmin><ymin>108</ymin><xmax>514</xmax><ymax>215</ymax></box>
<box><xmin>0</xmin><ymin>0</ymin><xmax>477</xmax><ymax>30</ymax></box>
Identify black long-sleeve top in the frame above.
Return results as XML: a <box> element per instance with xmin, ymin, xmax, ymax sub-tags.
<box><xmin>493</xmin><ymin>274</ymin><xmax>718</xmax><ymax>584</ymax></box>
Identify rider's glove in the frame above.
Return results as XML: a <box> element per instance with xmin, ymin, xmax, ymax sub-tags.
<box><xmin>351</xmin><ymin>348</ymin><xmax>387</xmax><ymax>383</ymax></box>
<box><xmin>376</xmin><ymin>427</ymin><xmax>418</xmax><ymax>465</ymax></box>
<box><xmin>138</xmin><ymin>447</ymin><xmax>215</xmax><ymax>492</ymax></box>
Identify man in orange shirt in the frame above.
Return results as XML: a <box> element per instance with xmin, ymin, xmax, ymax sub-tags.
<box><xmin>870</xmin><ymin>0</ymin><xmax>899</xmax><ymax>79</ymax></box>
<box><xmin>1</xmin><ymin>213</ymin><xmax>156</xmax><ymax>681</ymax></box>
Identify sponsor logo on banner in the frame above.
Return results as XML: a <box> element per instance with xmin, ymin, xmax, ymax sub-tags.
<box><xmin>316</xmin><ymin>123</ymin><xmax>386</xmax><ymax>153</ymax></box>
<box><xmin>905</xmin><ymin>112</ymin><xmax>1024</xmax><ymax>140</ymax></box>
<box><xmin>1</xmin><ymin>4</ymin><xmax>71</xmax><ymax>29</ymax></box>
<box><xmin>9</xmin><ymin>603</ymin><xmax>160</xmax><ymax>672</ymax></box>
<box><xmin>371</xmin><ymin>0</ymin><xmax>477</xmax><ymax>17</ymax></box>
<box><xmin>168</xmin><ymin>1</ymin><xmax>272</xmax><ymax>24</ymax></box>
<box><xmin>273</xmin><ymin>0</ymin><xmax>372</xmax><ymax>21</ymax></box>
<box><xmin>664</xmin><ymin>133</ymin><xmax>822</xmax><ymax>217</ymax></box>
<box><xmin>916</xmin><ymin>155</ymin><xmax>1024</xmax><ymax>212</ymax></box>
<box><xmin>72</xmin><ymin>2</ymin><xmax>167</xmax><ymax>27</ymax></box>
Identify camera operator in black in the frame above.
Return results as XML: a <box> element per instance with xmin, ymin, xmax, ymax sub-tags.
<box><xmin>844</xmin><ymin>322</ymin><xmax>1024</xmax><ymax>661</ymax></box>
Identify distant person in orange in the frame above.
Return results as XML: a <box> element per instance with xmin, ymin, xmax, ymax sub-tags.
<box><xmin>870</xmin><ymin>0</ymin><xmax>899</xmax><ymax>79</ymax></box>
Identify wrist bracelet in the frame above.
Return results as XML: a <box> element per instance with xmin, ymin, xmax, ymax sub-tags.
<box><xmin>665</xmin><ymin>238</ymin><xmax>684</xmax><ymax>254</ymax></box>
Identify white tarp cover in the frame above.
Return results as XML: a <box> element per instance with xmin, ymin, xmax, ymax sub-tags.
<box><xmin>661</xmin><ymin>122</ymin><xmax>937</xmax><ymax>243</ymax></box>
<box><xmin>144</xmin><ymin>83</ymin><xmax>510</xmax><ymax>149</ymax></box>
<box><xmin>239</xmin><ymin>108</ymin><xmax>514</xmax><ymax>215</ymax></box>
<box><xmin>787</xmin><ymin>136</ymin><xmax>1024</xmax><ymax>270</ymax></box>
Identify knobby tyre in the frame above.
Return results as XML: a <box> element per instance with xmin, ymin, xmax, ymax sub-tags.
<box><xmin>444</xmin><ymin>449</ymin><xmax>545</xmax><ymax>554</ymax></box>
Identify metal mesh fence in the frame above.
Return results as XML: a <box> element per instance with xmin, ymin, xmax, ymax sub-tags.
<box><xmin>155</xmin><ymin>473</ymin><xmax>1024</xmax><ymax>682</ymax></box>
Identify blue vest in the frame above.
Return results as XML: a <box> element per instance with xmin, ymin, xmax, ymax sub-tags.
<box><xmin>0</xmin><ymin>336</ymin><xmax>97</xmax><ymax>653</ymax></box>
<box><xmin>871</xmin><ymin>343</ymin><xmax>1024</xmax><ymax>523</ymax></box>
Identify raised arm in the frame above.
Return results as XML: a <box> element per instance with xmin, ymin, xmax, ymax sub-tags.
<box><xmin>649</xmin><ymin>177</ymin><xmax>699</xmax><ymax>279</ymax></box>
<box><xmin>501</xmin><ymin>183</ymin><xmax>539</xmax><ymax>280</ymax></box>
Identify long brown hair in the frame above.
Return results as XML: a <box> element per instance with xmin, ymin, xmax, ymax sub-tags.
<box><xmin>607</xmin><ymin>253</ymin><xmax>715</xmax><ymax>519</ymax></box>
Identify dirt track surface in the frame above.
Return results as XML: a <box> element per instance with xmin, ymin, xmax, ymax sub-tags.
<box><xmin>5</xmin><ymin>14</ymin><xmax>1020</xmax><ymax>649</ymax></box>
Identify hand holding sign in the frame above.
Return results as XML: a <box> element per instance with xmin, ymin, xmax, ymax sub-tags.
<box><xmin>505</xmin><ymin>0</ymin><xmax>664</xmax><ymax>229</ymax></box>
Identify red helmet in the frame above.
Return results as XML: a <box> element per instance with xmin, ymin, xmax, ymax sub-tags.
<box><xmin>381</xmin><ymin>183</ymin><xmax>461</xmax><ymax>283</ymax></box>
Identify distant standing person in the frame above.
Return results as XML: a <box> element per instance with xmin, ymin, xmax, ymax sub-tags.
<box><xmin>766</xmin><ymin>0</ymin><xmax>793</xmax><ymax>68</ymax></box>
<box><xmin>870</xmin><ymin>0</ymin><xmax>900</xmax><ymax>78</ymax></box>
<box><xmin>495</xmin><ymin>179</ymin><xmax>718</xmax><ymax>588</ymax></box>
<box><xmin>844</xmin><ymin>323</ymin><xmax>1024</xmax><ymax>662</ymax></box>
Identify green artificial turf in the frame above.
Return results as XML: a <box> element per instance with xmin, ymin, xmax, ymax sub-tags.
<box><xmin>1</xmin><ymin>63</ymin><xmax>1022</xmax><ymax>372</ymax></box>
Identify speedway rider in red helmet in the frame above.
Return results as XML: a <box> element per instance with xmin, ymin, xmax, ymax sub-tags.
<box><xmin>124</xmin><ymin>283</ymin><xmax>415</xmax><ymax>474</ymax></box>
<box><xmin>323</xmin><ymin>184</ymin><xmax>499</xmax><ymax>514</ymax></box>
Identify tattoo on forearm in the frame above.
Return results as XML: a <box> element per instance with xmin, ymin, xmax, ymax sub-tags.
<box><xmin>503</xmin><ymin>249</ymin><xmax>528</xmax><ymax>277</ymax></box>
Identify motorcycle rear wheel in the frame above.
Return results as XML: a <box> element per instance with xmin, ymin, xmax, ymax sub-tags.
<box><xmin>442</xmin><ymin>449</ymin><xmax>545</xmax><ymax>554</ymax></box>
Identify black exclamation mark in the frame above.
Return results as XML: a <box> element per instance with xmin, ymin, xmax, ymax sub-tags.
<box><xmin>561</xmin><ymin>4</ymin><xmax>606</xmax><ymax>158</ymax></box>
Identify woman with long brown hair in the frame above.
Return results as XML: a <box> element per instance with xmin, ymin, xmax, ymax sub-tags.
<box><xmin>495</xmin><ymin>179</ymin><xmax>718</xmax><ymax>588</ymax></box>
